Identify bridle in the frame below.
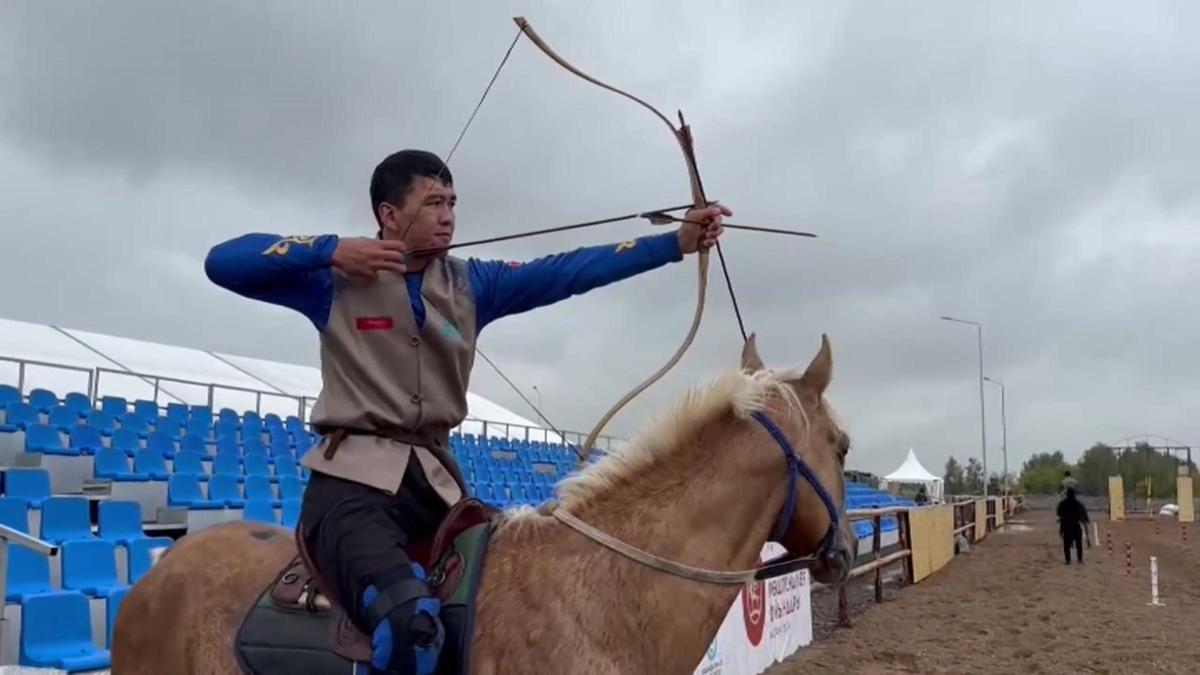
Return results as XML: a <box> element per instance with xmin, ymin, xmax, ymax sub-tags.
<box><xmin>550</xmin><ymin>408</ymin><xmax>846</xmax><ymax>585</ymax></box>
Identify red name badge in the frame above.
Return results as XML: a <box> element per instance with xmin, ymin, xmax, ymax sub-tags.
<box><xmin>355</xmin><ymin>317</ymin><xmax>394</xmax><ymax>331</ymax></box>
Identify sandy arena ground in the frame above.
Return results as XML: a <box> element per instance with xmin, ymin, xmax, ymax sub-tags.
<box><xmin>770</xmin><ymin>508</ymin><xmax>1200</xmax><ymax>674</ymax></box>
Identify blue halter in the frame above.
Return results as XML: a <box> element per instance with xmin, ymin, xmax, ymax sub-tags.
<box><xmin>750</xmin><ymin>410</ymin><xmax>843</xmax><ymax>561</ymax></box>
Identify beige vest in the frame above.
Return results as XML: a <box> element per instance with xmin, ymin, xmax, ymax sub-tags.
<box><xmin>301</xmin><ymin>256</ymin><xmax>477</xmax><ymax>504</ymax></box>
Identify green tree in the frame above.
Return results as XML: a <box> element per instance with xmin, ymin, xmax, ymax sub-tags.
<box><xmin>1018</xmin><ymin>451</ymin><xmax>1072</xmax><ymax>495</ymax></box>
<box><xmin>943</xmin><ymin>457</ymin><xmax>965</xmax><ymax>494</ymax></box>
<box><xmin>965</xmin><ymin>458</ymin><xmax>984</xmax><ymax>494</ymax></box>
<box><xmin>1075</xmin><ymin>443</ymin><xmax>1117</xmax><ymax>496</ymax></box>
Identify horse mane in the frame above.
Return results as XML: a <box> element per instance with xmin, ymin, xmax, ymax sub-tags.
<box><xmin>500</xmin><ymin>366</ymin><xmax>809</xmax><ymax>530</ymax></box>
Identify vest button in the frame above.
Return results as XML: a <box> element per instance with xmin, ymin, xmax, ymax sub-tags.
<box><xmin>410</xmin><ymin>393</ymin><xmax>422</xmax><ymax>404</ymax></box>
<box><xmin>409</xmin><ymin>336</ymin><xmax>421</xmax><ymax>347</ymax></box>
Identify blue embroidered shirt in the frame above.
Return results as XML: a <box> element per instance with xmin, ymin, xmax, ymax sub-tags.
<box><xmin>204</xmin><ymin>232</ymin><xmax>684</xmax><ymax>331</ymax></box>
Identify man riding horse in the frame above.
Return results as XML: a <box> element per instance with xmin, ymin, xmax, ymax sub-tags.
<box><xmin>205</xmin><ymin>149</ymin><xmax>728</xmax><ymax>674</ymax></box>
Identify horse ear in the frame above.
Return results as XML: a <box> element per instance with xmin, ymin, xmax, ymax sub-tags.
<box><xmin>799</xmin><ymin>334</ymin><xmax>833</xmax><ymax>396</ymax></box>
<box><xmin>741</xmin><ymin>333</ymin><xmax>765</xmax><ymax>372</ymax></box>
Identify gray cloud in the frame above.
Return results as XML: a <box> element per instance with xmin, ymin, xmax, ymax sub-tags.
<box><xmin>3</xmin><ymin>0</ymin><xmax>1200</xmax><ymax>477</ymax></box>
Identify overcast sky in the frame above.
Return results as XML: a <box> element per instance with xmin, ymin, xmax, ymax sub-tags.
<box><xmin>3</xmin><ymin>1</ymin><xmax>1199</xmax><ymax>476</ymax></box>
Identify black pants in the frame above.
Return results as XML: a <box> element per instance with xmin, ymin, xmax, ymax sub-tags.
<box><xmin>1061</xmin><ymin>528</ymin><xmax>1083</xmax><ymax>563</ymax></box>
<box><xmin>299</xmin><ymin>459</ymin><xmax>449</xmax><ymax>633</ymax></box>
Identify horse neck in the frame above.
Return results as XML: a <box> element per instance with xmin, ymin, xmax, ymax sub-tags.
<box><xmin>483</xmin><ymin>410</ymin><xmax>794</xmax><ymax>672</ymax></box>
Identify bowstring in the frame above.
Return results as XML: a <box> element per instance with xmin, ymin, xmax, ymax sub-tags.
<box><xmin>404</xmin><ymin>26</ymin><xmax>582</xmax><ymax>453</ymax></box>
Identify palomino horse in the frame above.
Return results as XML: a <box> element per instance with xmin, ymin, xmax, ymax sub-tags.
<box><xmin>112</xmin><ymin>335</ymin><xmax>854</xmax><ymax>674</ymax></box>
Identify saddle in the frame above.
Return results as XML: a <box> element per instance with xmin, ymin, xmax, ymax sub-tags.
<box><xmin>234</xmin><ymin>498</ymin><xmax>494</xmax><ymax>675</ymax></box>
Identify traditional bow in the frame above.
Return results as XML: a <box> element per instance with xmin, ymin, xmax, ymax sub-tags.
<box><xmin>419</xmin><ymin>17</ymin><xmax>748</xmax><ymax>463</ymax></box>
<box><xmin>511</xmin><ymin>17</ymin><xmax>727</xmax><ymax>462</ymax></box>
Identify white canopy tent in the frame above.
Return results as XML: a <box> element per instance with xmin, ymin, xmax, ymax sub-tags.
<box><xmin>0</xmin><ymin>316</ymin><xmax>563</xmax><ymax>444</ymax></box>
<box><xmin>880</xmin><ymin>448</ymin><xmax>944</xmax><ymax>503</ymax></box>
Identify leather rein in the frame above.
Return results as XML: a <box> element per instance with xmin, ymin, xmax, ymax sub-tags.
<box><xmin>550</xmin><ymin>410</ymin><xmax>844</xmax><ymax>585</ymax></box>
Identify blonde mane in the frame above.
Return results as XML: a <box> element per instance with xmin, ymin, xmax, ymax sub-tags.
<box><xmin>500</xmin><ymin>367</ymin><xmax>810</xmax><ymax>528</ymax></box>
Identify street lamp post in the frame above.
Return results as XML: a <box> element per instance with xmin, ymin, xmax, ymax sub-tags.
<box><xmin>940</xmin><ymin>316</ymin><xmax>988</xmax><ymax>496</ymax></box>
<box><xmin>984</xmin><ymin>376</ymin><xmax>1008</xmax><ymax>494</ymax></box>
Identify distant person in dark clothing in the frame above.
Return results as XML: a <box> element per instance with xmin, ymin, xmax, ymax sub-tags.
<box><xmin>915</xmin><ymin>486</ymin><xmax>929</xmax><ymax>505</ymax></box>
<box><xmin>1057</xmin><ymin>488</ymin><xmax>1090</xmax><ymax>564</ymax></box>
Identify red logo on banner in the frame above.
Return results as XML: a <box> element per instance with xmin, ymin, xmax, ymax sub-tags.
<box><xmin>741</xmin><ymin>556</ymin><xmax>766</xmax><ymax>647</ymax></box>
<box><xmin>355</xmin><ymin>316</ymin><xmax>394</xmax><ymax>331</ymax></box>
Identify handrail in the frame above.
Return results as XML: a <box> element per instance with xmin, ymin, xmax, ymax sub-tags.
<box><xmin>0</xmin><ymin>355</ymin><xmax>94</xmax><ymax>399</ymax></box>
<box><xmin>0</xmin><ymin>524</ymin><xmax>56</xmax><ymax>556</ymax></box>
<box><xmin>1</xmin><ymin>353</ymin><xmax>623</xmax><ymax>450</ymax></box>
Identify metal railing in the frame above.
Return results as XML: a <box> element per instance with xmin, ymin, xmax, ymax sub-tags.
<box><xmin>92</xmin><ymin>366</ymin><xmax>308</xmax><ymax>419</ymax></box>
<box><xmin>0</xmin><ymin>356</ymin><xmax>94</xmax><ymax>400</ymax></box>
<box><xmin>2</xmin><ymin>353</ymin><xmax>622</xmax><ymax>451</ymax></box>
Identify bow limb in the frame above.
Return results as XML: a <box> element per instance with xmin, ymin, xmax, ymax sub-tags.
<box><xmin>512</xmin><ymin>17</ymin><xmax>711</xmax><ymax>463</ymax></box>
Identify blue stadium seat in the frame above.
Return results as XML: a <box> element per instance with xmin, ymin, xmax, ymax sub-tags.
<box><xmin>264</xmin><ymin>413</ymin><xmax>283</xmax><ymax>429</ymax></box>
<box><xmin>1</xmin><ymin>402</ymin><xmax>37</xmax><ymax>432</ymax></box>
<box><xmin>19</xmin><ymin>591</ymin><xmax>111</xmax><ymax>670</ymax></box>
<box><xmin>243</xmin><ymin>499</ymin><xmax>277</xmax><ymax>525</ymax></box>
<box><xmin>243</xmin><ymin>438</ymin><xmax>268</xmax><ymax>457</ymax></box>
<box><xmin>0</xmin><ymin>385</ymin><xmax>20</xmax><ymax>409</ymax></box>
<box><xmin>121</xmin><ymin>413</ymin><xmax>149</xmax><ymax>437</ymax></box>
<box><xmin>94</xmin><ymin>448</ymin><xmax>148</xmax><ymax>481</ymax></box>
<box><xmin>111</xmin><ymin>429</ymin><xmax>141</xmax><ymax>455</ymax></box>
<box><xmin>279</xmin><ymin>476</ymin><xmax>304</xmax><ymax>502</ymax></box>
<box><xmin>215</xmin><ymin>420</ymin><xmax>239</xmax><ymax>442</ymax></box>
<box><xmin>133</xmin><ymin>400</ymin><xmax>158</xmax><ymax>421</ymax></box>
<box><xmin>244</xmin><ymin>454</ymin><xmax>272</xmax><ymax>481</ymax></box>
<box><xmin>86</xmin><ymin>409</ymin><xmax>115</xmax><ymax>435</ymax></box>
<box><xmin>186</xmin><ymin>416</ymin><xmax>212</xmax><ymax>441</ymax></box>
<box><xmin>128</xmin><ymin>537</ymin><xmax>172</xmax><ymax>584</ymax></box>
<box><xmin>6</xmin><ymin>545</ymin><xmax>53</xmax><ymax>603</ymax></box>
<box><xmin>6</xmin><ymin>468</ymin><xmax>51</xmax><ymax>508</ymax></box>
<box><xmin>269</xmin><ymin>438</ymin><xmax>293</xmax><ymax>458</ymax></box>
<box><xmin>165</xmin><ymin>402</ymin><xmax>189</xmax><ymax>423</ymax></box>
<box><xmin>244</xmin><ymin>475</ymin><xmax>277</xmax><ymax>507</ymax></box>
<box><xmin>155</xmin><ymin>416</ymin><xmax>183</xmax><ymax>438</ymax></box>
<box><xmin>100</xmin><ymin>396</ymin><xmax>128</xmax><ymax>419</ymax></box>
<box><xmin>0</xmin><ymin>496</ymin><xmax>31</xmax><ymax>532</ymax></box>
<box><xmin>181</xmin><ymin>433</ymin><xmax>208</xmax><ymax>456</ymax></box>
<box><xmin>106</xmin><ymin>587</ymin><xmax>128</xmax><ymax>648</ymax></box>
<box><xmin>0</xmin><ymin>497</ymin><xmax>51</xmax><ymax>602</ymax></box>
<box><xmin>213</xmin><ymin>453</ymin><xmax>242</xmax><ymax>481</ymax></box>
<box><xmin>209</xmin><ymin>475</ymin><xmax>244</xmax><ymax>507</ymax></box>
<box><xmin>25</xmin><ymin>423</ymin><xmax>74</xmax><ymax>456</ymax></box>
<box><xmin>63</xmin><ymin>392</ymin><xmax>90</xmax><ymax>415</ymax></box>
<box><xmin>167</xmin><ymin>475</ymin><xmax>222</xmax><ymax>510</ymax></box>
<box><xmin>281</xmin><ymin>498</ymin><xmax>301</xmax><ymax>530</ymax></box>
<box><xmin>171</xmin><ymin>451</ymin><xmax>207</xmax><ymax>478</ymax></box>
<box><xmin>62</xmin><ymin>539</ymin><xmax>126</xmax><ymax>598</ymax></box>
<box><xmin>48</xmin><ymin>405</ymin><xmax>81</xmax><ymax>431</ymax></box>
<box><xmin>133</xmin><ymin>448</ymin><xmax>170</xmax><ymax>480</ymax></box>
<box><xmin>147</xmin><ymin>431</ymin><xmax>177</xmax><ymax>457</ymax></box>
<box><xmin>215</xmin><ymin>435</ymin><xmax>239</xmax><ymax>457</ymax></box>
<box><xmin>41</xmin><ymin>497</ymin><xmax>94</xmax><ymax>544</ymax></box>
<box><xmin>98</xmin><ymin>501</ymin><xmax>145</xmax><ymax>546</ymax></box>
<box><xmin>27</xmin><ymin>388</ymin><xmax>58</xmax><ymax>413</ymax></box>
<box><xmin>218</xmin><ymin>409</ymin><xmax>240</xmax><ymax>429</ymax></box>
<box><xmin>273</xmin><ymin>456</ymin><xmax>300</xmax><ymax>480</ymax></box>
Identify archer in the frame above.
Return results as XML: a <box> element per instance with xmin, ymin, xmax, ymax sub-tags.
<box><xmin>204</xmin><ymin>149</ymin><xmax>728</xmax><ymax>674</ymax></box>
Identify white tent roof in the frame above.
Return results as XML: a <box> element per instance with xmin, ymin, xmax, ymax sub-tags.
<box><xmin>0</xmin><ymin>316</ymin><xmax>561</xmax><ymax>443</ymax></box>
<box><xmin>884</xmin><ymin>448</ymin><xmax>941</xmax><ymax>483</ymax></box>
